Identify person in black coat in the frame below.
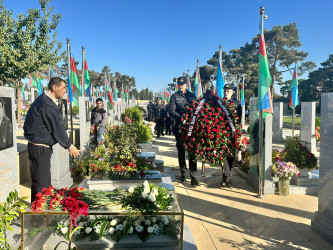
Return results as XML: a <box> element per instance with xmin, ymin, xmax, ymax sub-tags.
<box><xmin>163</xmin><ymin>99</ymin><xmax>172</xmax><ymax>135</ymax></box>
<box><xmin>24</xmin><ymin>77</ymin><xmax>80</xmax><ymax>202</ymax></box>
<box><xmin>220</xmin><ymin>83</ymin><xmax>242</xmax><ymax>188</ymax></box>
<box><xmin>153</xmin><ymin>97</ymin><xmax>166</xmax><ymax>138</ymax></box>
<box><xmin>168</xmin><ymin>77</ymin><xmax>199</xmax><ymax>186</ymax></box>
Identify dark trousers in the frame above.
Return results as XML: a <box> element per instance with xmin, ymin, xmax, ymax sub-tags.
<box><xmin>165</xmin><ymin>117</ymin><xmax>172</xmax><ymax>135</ymax></box>
<box><xmin>155</xmin><ymin>118</ymin><xmax>164</xmax><ymax>137</ymax></box>
<box><xmin>222</xmin><ymin>156</ymin><xmax>235</xmax><ymax>182</ymax></box>
<box><xmin>28</xmin><ymin>143</ymin><xmax>53</xmax><ymax>203</ymax></box>
<box><xmin>175</xmin><ymin>132</ymin><xmax>197</xmax><ymax>174</ymax></box>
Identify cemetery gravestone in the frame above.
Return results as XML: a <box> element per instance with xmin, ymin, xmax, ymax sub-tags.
<box><xmin>79</xmin><ymin>97</ymin><xmax>91</xmax><ymax>151</ymax></box>
<box><xmin>0</xmin><ymin>87</ymin><xmax>18</xmax><ymax>202</ymax></box>
<box><xmin>30</xmin><ymin>87</ymin><xmax>38</xmax><ymax>103</ymax></box>
<box><xmin>300</xmin><ymin>102</ymin><xmax>316</xmax><ymax>153</ymax></box>
<box><xmin>311</xmin><ymin>93</ymin><xmax>333</xmax><ymax>244</ymax></box>
<box><xmin>272</xmin><ymin>102</ymin><xmax>283</xmax><ymax>143</ymax></box>
<box><xmin>58</xmin><ymin>98</ymin><xmax>68</xmax><ymax>130</ymax></box>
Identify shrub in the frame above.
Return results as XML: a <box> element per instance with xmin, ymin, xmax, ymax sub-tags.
<box><xmin>121</xmin><ymin>106</ymin><xmax>142</xmax><ymax>125</ymax></box>
<box><xmin>71</xmin><ymin>106</ymin><xmax>79</xmax><ymax>115</ymax></box>
<box><xmin>135</xmin><ymin>124</ymin><xmax>152</xmax><ymax>143</ymax></box>
<box><xmin>283</xmin><ymin>136</ymin><xmax>318</xmax><ymax>170</ymax></box>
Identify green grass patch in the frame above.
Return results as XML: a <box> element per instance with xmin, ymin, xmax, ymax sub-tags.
<box><xmin>283</xmin><ymin>116</ymin><xmax>320</xmax><ymax>127</ymax></box>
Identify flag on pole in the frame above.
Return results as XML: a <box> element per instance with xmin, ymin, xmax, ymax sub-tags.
<box><xmin>37</xmin><ymin>72</ymin><xmax>43</xmax><ymax>95</ymax></box>
<box><xmin>126</xmin><ymin>87</ymin><xmax>129</xmax><ymax>103</ymax></box>
<box><xmin>70</xmin><ymin>50</ymin><xmax>81</xmax><ymax>107</ymax></box>
<box><xmin>31</xmin><ymin>73</ymin><xmax>38</xmax><ymax>88</ymax></box>
<box><xmin>21</xmin><ymin>85</ymin><xmax>25</xmax><ymax>104</ymax></box>
<box><xmin>50</xmin><ymin>69</ymin><xmax>54</xmax><ymax>78</ymax></box>
<box><xmin>107</xmin><ymin>90</ymin><xmax>114</xmax><ymax>109</ymax></box>
<box><xmin>114</xmin><ymin>78</ymin><xmax>118</xmax><ymax>101</ymax></box>
<box><xmin>194</xmin><ymin>60</ymin><xmax>201</xmax><ymax>98</ymax></box>
<box><xmin>187</xmin><ymin>74</ymin><xmax>191</xmax><ymax>92</ymax></box>
<box><xmin>241</xmin><ymin>77</ymin><xmax>245</xmax><ymax>106</ymax></box>
<box><xmin>289</xmin><ymin>64</ymin><xmax>299</xmax><ymax>109</ymax></box>
<box><xmin>84</xmin><ymin>57</ymin><xmax>92</xmax><ymax>101</ymax></box>
<box><xmin>216</xmin><ymin>45</ymin><xmax>225</xmax><ymax>98</ymax></box>
<box><xmin>258</xmin><ymin>15</ymin><xmax>273</xmax><ymax>115</ymax></box>
<box><xmin>121</xmin><ymin>84</ymin><xmax>125</xmax><ymax>101</ymax></box>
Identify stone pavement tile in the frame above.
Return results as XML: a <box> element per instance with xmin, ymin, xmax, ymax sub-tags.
<box><xmin>221</xmin><ymin>214</ymin><xmax>292</xmax><ymax>228</ymax></box>
<box><xmin>185</xmin><ymin>215</ymin><xmax>217</xmax><ymax>250</ymax></box>
<box><xmin>201</xmin><ymin>220</ymin><xmax>247</xmax><ymax>250</ymax></box>
<box><xmin>241</xmin><ymin>226</ymin><xmax>308</xmax><ymax>246</ymax></box>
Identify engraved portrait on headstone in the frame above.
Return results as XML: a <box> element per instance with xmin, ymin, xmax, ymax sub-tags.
<box><xmin>0</xmin><ymin>97</ymin><xmax>13</xmax><ymax>151</ymax></box>
<box><xmin>85</xmin><ymin>101</ymin><xmax>90</xmax><ymax>122</ymax></box>
<box><xmin>58</xmin><ymin>99</ymin><xmax>68</xmax><ymax>130</ymax></box>
<box><xmin>34</xmin><ymin>89</ymin><xmax>38</xmax><ymax>100</ymax></box>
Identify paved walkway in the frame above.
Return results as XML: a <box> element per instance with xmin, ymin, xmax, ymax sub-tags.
<box><xmin>153</xmin><ymin>134</ymin><xmax>331</xmax><ymax>250</ymax></box>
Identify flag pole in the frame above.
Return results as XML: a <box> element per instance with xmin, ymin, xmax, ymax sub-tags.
<box><xmin>258</xmin><ymin>6</ymin><xmax>265</xmax><ymax>199</ymax></box>
<box><xmin>81</xmin><ymin>46</ymin><xmax>85</xmax><ymax>97</ymax></box>
<box><xmin>67</xmin><ymin>38</ymin><xmax>73</xmax><ymax>143</ymax></box>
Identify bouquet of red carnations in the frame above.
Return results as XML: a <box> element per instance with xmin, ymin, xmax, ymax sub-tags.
<box><xmin>179</xmin><ymin>90</ymin><xmax>242</xmax><ymax>165</ymax></box>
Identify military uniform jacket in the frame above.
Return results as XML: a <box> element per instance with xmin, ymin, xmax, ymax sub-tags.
<box><xmin>225</xmin><ymin>96</ymin><xmax>242</xmax><ymax>120</ymax></box>
<box><xmin>168</xmin><ymin>91</ymin><xmax>196</xmax><ymax>124</ymax></box>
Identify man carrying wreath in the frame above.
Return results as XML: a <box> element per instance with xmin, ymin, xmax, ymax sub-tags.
<box><xmin>221</xmin><ymin>84</ymin><xmax>242</xmax><ymax>188</ymax></box>
<box><xmin>168</xmin><ymin>77</ymin><xmax>200</xmax><ymax>186</ymax></box>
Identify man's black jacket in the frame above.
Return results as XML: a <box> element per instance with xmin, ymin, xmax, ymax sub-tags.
<box><xmin>168</xmin><ymin>91</ymin><xmax>196</xmax><ymax>123</ymax></box>
<box><xmin>24</xmin><ymin>93</ymin><xmax>71</xmax><ymax>149</ymax></box>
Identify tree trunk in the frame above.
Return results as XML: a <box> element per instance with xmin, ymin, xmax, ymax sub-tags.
<box><xmin>17</xmin><ymin>79</ymin><xmax>22</xmax><ymax>128</ymax></box>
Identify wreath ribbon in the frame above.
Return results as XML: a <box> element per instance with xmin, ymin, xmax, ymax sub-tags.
<box><xmin>186</xmin><ymin>90</ymin><xmax>236</xmax><ymax>140</ymax></box>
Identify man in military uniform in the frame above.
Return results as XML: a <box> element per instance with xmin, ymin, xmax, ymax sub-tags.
<box><xmin>221</xmin><ymin>83</ymin><xmax>242</xmax><ymax>188</ymax></box>
<box><xmin>168</xmin><ymin>77</ymin><xmax>199</xmax><ymax>186</ymax></box>
<box><xmin>0</xmin><ymin>98</ymin><xmax>13</xmax><ymax>151</ymax></box>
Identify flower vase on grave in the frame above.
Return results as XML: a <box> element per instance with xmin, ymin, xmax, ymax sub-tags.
<box><xmin>278</xmin><ymin>179</ymin><xmax>290</xmax><ymax>196</ymax></box>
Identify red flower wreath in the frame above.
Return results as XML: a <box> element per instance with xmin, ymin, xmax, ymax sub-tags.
<box><xmin>179</xmin><ymin>91</ymin><xmax>242</xmax><ymax>165</ymax></box>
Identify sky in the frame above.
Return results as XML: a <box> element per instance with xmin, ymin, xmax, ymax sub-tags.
<box><xmin>4</xmin><ymin>0</ymin><xmax>333</xmax><ymax>94</ymax></box>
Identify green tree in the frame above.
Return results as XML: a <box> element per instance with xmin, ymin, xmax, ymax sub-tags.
<box><xmin>299</xmin><ymin>54</ymin><xmax>333</xmax><ymax>104</ymax></box>
<box><xmin>0</xmin><ymin>0</ymin><xmax>62</xmax><ymax>126</ymax></box>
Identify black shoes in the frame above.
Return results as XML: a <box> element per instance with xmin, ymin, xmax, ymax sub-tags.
<box><xmin>220</xmin><ymin>180</ymin><xmax>232</xmax><ymax>188</ymax></box>
<box><xmin>191</xmin><ymin>177</ymin><xmax>200</xmax><ymax>186</ymax></box>
<box><xmin>180</xmin><ymin>175</ymin><xmax>186</xmax><ymax>182</ymax></box>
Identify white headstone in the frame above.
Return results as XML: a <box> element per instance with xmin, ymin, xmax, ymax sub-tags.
<box><xmin>300</xmin><ymin>102</ymin><xmax>316</xmax><ymax>153</ymax></box>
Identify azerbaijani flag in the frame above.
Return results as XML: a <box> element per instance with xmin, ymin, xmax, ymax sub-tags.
<box><xmin>37</xmin><ymin>72</ymin><xmax>43</xmax><ymax>95</ymax></box>
<box><xmin>194</xmin><ymin>61</ymin><xmax>202</xmax><ymax>98</ymax></box>
<box><xmin>187</xmin><ymin>74</ymin><xmax>191</xmax><ymax>92</ymax></box>
<box><xmin>21</xmin><ymin>85</ymin><xmax>25</xmax><ymax>104</ymax></box>
<box><xmin>258</xmin><ymin>14</ymin><xmax>273</xmax><ymax>115</ymax></box>
<box><xmin>241</xmin><ymin>77</ymin><xmax>245</xmax><ymax>106</ymax></box>
<box><xmin>114</xmin><ymin>78</ymin><xmax>118</xmax><ymax>101</ymax></box>
<box><xmin>216</xmin><ymin>45</ymin><xmax>225</xmax><ymax>98</ymax></box>
<box><xmin>31</xmin><ymin>73</ymin><xmax>38</xmax><ymax>88</ymax></box>
<box><xmin>107</xmin><ymin>90</ymin><xmax>114</xmax><ymax>109</ymax></box>
<box><xmin>289</xmin><ymin>64</ymin><xmax>299</xmax><ymax>109</ymax></box>
<box><xmin>84</xmin><ymin>58</ymin><xmax>92</xmax><ymax>101</ymax></box>
<box><xmin>50</xmin><ymin>69</ymin><xmax>54</xmax><ymax>78</ymax></box>
<box><xmin>194</xmin><ymin>60</ymin><xmax>200</xmax><ymax>98</ymax></box>
<box><xmin>126</xmin><ymin>87</ymin><xmax>129</xmax><ymax>103</ymax></box>
<box><xmin>121</xmin><ymin>84</ymin><xmax>125</xmax><ymax>101</ymax></box>
<box><xmin>70</xmin><ymin>50</ymin><xmax>81</xmax><ymax>107</ymax></box>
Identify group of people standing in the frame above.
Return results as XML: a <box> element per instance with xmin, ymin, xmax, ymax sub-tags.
<box><xmin>155</xmin><ymin>76</ymin><xmax>242</xmax><ymax>188</ymax></box>
<box><xmin>147</xmin><ymin>98</ymin><xmax>172</xmax><ymax>138</ymax></box>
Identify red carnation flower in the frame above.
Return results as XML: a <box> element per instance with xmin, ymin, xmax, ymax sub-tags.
<box><xmin>205</xmin><ymin>119</ymin><xmax>210</xmax><ymax>123</ymax></box>
<box><xmin>209</xmin><ymin>112</ymin><xmax>213</xmax><ymax>116</ymax></box>
<box><xmin>209</xmin><ymin>134</ymin><xmax>213</xmax><ymax>139</ymax></box>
